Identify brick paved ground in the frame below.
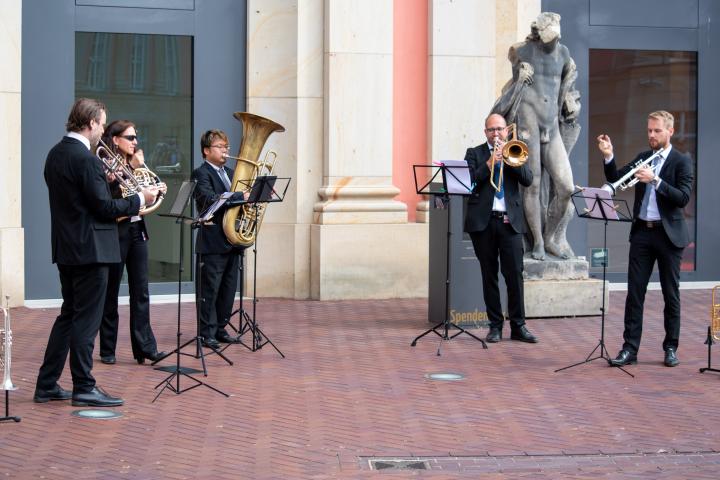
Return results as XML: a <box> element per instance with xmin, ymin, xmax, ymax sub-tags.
<box><xmin>1</xmin><ymin>290</ymin><xmax>719</xmax><ymax>479</ymax></box>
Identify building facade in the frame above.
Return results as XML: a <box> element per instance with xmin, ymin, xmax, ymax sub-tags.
<box><xmin>1</xmin><ymin>0</ymin><xmax>717</xmax><ymax>306</ymax></box>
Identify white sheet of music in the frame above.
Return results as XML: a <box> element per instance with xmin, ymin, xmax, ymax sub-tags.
<box><xmin>199</xmin><ymin>192</ymin><xmax>234</xmax><ymax>223</ymax></box>
<box><xmin>580</xmin><ymin>187</ymin><xmax>619</xmax><ymax>220</ymax></box>
<box><xmin>437</xmin><ymin>160</ymin><xmax>472</xmax><ymax>194</ymax></box>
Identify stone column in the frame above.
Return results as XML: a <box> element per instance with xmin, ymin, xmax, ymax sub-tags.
<box><xmin>311</xmin><ymin>0</ymin><xmax>426</xmax><ymax>300</ymax></box>
<box><xmin>418</xmin><ymin>0</ymin><xmax>499</xmax><ymax>222</ymax></box>
<box><xmin>0</xmin><ymin>0</ymin><xmax>24</xmax><ymax>307</ymax></box>
<box><xmin>246</xmin><ymin>0</ymin><xmax>324</xmax><ymax>299</ymax></box>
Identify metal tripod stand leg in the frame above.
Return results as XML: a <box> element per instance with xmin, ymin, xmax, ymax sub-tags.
<box><xmin>0</xmin><ymin>391</ymin><xmax>20</xmax><ymax>423</ymax></box>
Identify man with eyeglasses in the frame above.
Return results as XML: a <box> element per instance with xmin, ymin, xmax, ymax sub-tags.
<box><xmin>191</xmin><ymin>130</ymin><xmax>246</xmax><ymax>349</ymax></box>
<box><xmin>464</xmin><ymin>113</ymin><xmax>537</xmax><ymax>344</ymax></box>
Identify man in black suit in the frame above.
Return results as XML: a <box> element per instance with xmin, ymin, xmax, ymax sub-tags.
<box><xmin>598</xmin><ymin>110</ymin><xmax>694</xmax><ymax>367</ymax></box>
<box><xmin>465</xmin><ymin>113</ymin><xmax>537</xmax><ymax>344</ymax></box>
<box><xmin>191</xmin><ymin>129</ymin><xmax>246</xmax><ymax>349</ymax></box>
<box><xmin>34</xmin><ymin>98</ymin><xmax>159</xmax><ymax>407</ymax></box>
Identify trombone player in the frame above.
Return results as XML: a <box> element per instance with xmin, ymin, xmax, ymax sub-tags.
<box><xmin>464</xmin><ymin>113</ymin><xmax>537</xmax><ymax>344</ymax></box>
<box><xmin>598</xmin><ymin>110</ymin><xmax>694</xmax><ymax>368</ymax></box>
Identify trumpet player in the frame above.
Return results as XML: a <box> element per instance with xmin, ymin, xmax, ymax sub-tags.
<box><xmin>35</xmin><ymin>98</ymin><xmax>160</xmax><ymax>407</ymax></box>
<box><xmin>597</xmin><ymin>110</ymin><xmax>694</xmax><ymax>368</ymax></box>
<box><xmin>464</xmin><ymin>113</ymin><xmax>537</xmax><ymax>344</ymax></box>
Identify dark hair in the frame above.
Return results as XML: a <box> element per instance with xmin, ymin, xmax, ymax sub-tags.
<box><xmin>65</xmin><ymin>98</ymin><xmax>106</xmax><ymax>133</ymax></box>
<box><xmin>101</xmin><ymin>120</ymin><xmax>137</xmax><ymax>161</ymax></box>
<box><xmin>200</xmin><ymin>129</ymin><xmax>228</xmax><ymax>158</ymax></box>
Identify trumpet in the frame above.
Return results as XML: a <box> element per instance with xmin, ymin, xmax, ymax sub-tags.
<box><xmin>602</xmin><ymin>153</ymin><xmax>661</xmax><ymax>195</ymax></box>
<box><xmin>1</xmin><ymin>295</ymin><xmax>17</xmax><ymax>392</ymax></box>
<box><xmin>489</xmin><ymin>123</ymin><xmax>529</xmax><ymax>192</ymax></box>
<box><xmin>96</xmin><ymin>139</ymin><xmax>165</xmax><ymax>215</ymax></box>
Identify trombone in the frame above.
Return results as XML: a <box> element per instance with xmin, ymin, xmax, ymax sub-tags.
<box><xmin>490</xmin><ymin>123</ymin><xmax>529</xmax><ymax>192</ymax></box>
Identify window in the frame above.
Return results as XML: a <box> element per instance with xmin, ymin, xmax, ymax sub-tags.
<box><xmin>588</xmin><ymin>49</ymin><xmax>697</xmax><ymax>273</ymax></box>
<box><xmin>76</xmin><ymin>32</ymin><xmax>194</xmax><ymax>283</ymax></box>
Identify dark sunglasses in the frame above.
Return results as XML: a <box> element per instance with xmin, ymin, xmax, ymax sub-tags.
<box><xmin>121</xmin><ymin>135</ymin><xmax>138</xmax><ymax>141</ymax></box>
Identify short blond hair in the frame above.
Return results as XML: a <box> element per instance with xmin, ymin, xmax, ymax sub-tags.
<box><xmin>648</xmin><ymin>110</ymin><xmax>674</xmax><ymax>129</ymax></box>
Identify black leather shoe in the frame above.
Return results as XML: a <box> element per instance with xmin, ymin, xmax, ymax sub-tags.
<box><xmin>202</xmin><ymin>338</ymin><xmax>221</xmax><ymax>349</ymax></box>
<box><xmin>485</xmin><ymin>328</ymin><xmax>502</xmax><ymax>343</ymax></box>
<box><xmin>608</xmin><ymin>349</ymin><xmax>637</xmax><ymax>366</ymax></box>
<box><xmin>216</xmin><ymin>329</ymin><xmax>241</xmax><ymax>344</ymax></box>
<box><xmin>100</xmin><ymin>355</ymin><xmax>116</xmax><ymax>365</ymax></box>
<box><xmin>136</xmin><ymin>351</ymin><xmax>168</xmax><ymax>364</ymax></box>
<box><xmin>510</xmin><ymin>325</ymin><xmax>538</xmax><ymax>343</ymax></box>
<box><xmin>33</xmin><ymin>384</ymin><xmax>72</xmax><ymax>403</ymax></box>
<box><xmin>664</xmin><ymin>348</ymin><xmax>679</xmax><ymax>367</ymax></box>
<box><xmin>71</xmin><ymin>386</ymin><xmax>124</xmax><ymax>407</ymax></box>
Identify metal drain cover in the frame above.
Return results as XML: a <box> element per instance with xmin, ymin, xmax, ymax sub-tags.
<box><xmin>71</xmin><ymin>409</ymin><xmax>123</xmax><ymax>419</ymax></box>
<box><xmin>369</xmin><ymin>459</ymin><xmax>429</xmax><ymax>470</ymax></box>
<box><xmin>425</xmin><ymin>372</ymin><xmax>464</xmax><ymax>381</ymax></box>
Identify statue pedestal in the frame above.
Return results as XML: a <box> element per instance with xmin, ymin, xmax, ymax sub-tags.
<box><xmin>523</xmin><ymin>256</ymin><xmax>609</xmax><ymax>318</ymax></box>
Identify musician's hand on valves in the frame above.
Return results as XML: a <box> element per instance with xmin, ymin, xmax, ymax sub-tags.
<box><xmin>597</xmin><ymin>134</ymin><xmax>613</xmax><ymax>160</ymax></box>
<box><xmin>130</xmin><ymin>149</ymin><xmax>145</xmax><ymax>169</ymax></box>
<box><xmin>634</xmin><ymin>165</ymin><xmax>656</xmax><ymax>184</ymax></box>
<box><xmin>141</xmin><ymin>186</ymin><xmax>160</xmax><ymax>205</ymax></box>
<box><xmin>486</xmin><ymin>142</ymin><xmax>504</xmax><ymax>170</ymax></box>
<box><xmin>158</xmin><ymin>182</ymin><xmax>168</xmax><ymax>196</ymax></box>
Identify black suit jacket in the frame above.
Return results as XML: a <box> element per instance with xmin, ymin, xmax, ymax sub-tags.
<box><xmin>464</xmin><ymin>143</ymin><xmax>534</xmax><ymax>234</ymax></box>
<box><xmin>44</xmin><ymin>137</ymin><xmax>141</xmax><ymax>265</ymax></box>
<box><xmin>191</xmin><ymin>161</ymin><xmax>244</xmax><ymax>254</ymax></box>
<box><xmin>604</xmin><ymin>147</ymin><xmax>693</xmax><ymax>248</ymax></box>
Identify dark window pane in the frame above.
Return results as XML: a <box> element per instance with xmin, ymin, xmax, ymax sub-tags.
<box><xmin>588</xmin><ymin>49</ymin><xmax>697</xmax><ymax>273</ymax></box>
<box><xmin>76</xmin><ymin>32</ymin><xmax>193</xmax><ymax>283</ymax></box>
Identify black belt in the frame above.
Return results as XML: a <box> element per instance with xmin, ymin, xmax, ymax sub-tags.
<box><xmin>638</xmin><ymin>220</ymin><xmax>663</xmax><ymax>229</ymax></box>
<box><xmin>491</xmin><ymin>210</ymin><xmax>506</xmax><ymax>218</ymax></box>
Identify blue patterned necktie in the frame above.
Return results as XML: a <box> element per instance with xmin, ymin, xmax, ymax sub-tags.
<box><xmin>639</xmin><ymin>154</ymin><xmax>661</xmax><ymax>219</ymax></box>
<box><xmin>492</xmin><ymin>150</ymin><xmax>504</xmax><ymax>200</ymax></box>
<box><xmin>219</xmin><ymin>167</ymin><xmax>231</xmax><ymax>191</ymax></box>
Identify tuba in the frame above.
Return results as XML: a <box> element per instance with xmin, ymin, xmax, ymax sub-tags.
<box><xmin>222</xmin><ymin>112</ymin><xmax>285</xmax><ymax>247</ymax></box>
<box><xmin>490</xmin><ymin>123</ymin><xmax>529</xmax><ymax>192</ymax></box>
<box><xmin>0</xmin><ymin>296</ymin><xmax>17</xmax><ymax>392</ymax></box>
<box><xmin>96</xmin><ymin>139</ymin><xmax>165</xmax><ymax>215</ymax></box>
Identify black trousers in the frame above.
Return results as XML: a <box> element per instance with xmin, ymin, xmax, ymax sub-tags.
<box><xmin>469</xmin><ymin>216</ymin><xmax>526</xmax><ymax>331</ymax></box>
<box><xmin>196</xmin><ymin>252</ymin><xmax>239</xmax><ymax>341</ymax></box>
<box><xmin>100</xmin><ymin>221</ymin><xmax>158</xmax><ymax>360</ymax></box>
<box><xmin>36</xmin><ymin>263</ymin><xmax>108</xmax><ymax>394</ymax></box>
<box><xmin>622</xmin><ymin>223</ymin><xmax>684</xmax><ymax>355</ymax></box>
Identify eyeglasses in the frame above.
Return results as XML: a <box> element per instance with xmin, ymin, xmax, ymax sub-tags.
<box><xmin>121</xmin><ymin>135</ymin><xmax>138</xmax><ymax>141</ymax></box>
<box><xmin>211</xmin><ymin>144</ymin><xmax>230</xmax><ymax>150</ymax></box>
<box><xmin>484</xmin><ymin>127</ymin><xmax>505</xmax><ymax>133</ymax></box>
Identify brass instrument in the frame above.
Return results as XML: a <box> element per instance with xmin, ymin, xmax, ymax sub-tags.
<box><xmin>96</xmin><ymin>139</ymin><xmax>165</xmax><ymax>215</ymax></box>
<box><xmin>490</xmin><ymin>123</ymin><xmax>529</xmax><ymax>192</ymax></box>
<box><xmin>222</xmin><ymin>112</ymin><xmax>285</xmax><ymax>247</ymax></box>
<box><xmin>602</xmin><ymin>153</ymin><xmax>661</xmax><ymax>196</ymax></box>
<box><xmin>712</xmin><ymin>285</ymin><xmax>720</xmax><ymax>342</ymax></box>
<box><xmin>1</xmin><ymin>296</ymin><xmax>17</xmax><ymax>392</ymax></box>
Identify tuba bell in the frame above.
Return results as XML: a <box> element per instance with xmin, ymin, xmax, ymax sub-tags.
<box><xmin>222</xmin><ymin>112</ymin><xmax>285</xmax><ymax>247</ymax></box>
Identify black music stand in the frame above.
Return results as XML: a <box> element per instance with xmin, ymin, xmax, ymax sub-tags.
<box><xmin>231</xmin><ymin>175</ymin><xmax>290</xmax><ymax>358</ymax></box>
<box><xmin>152</xmin><ymin>180</ymin><xmax>229</xmax><ymax>401</ymax></box>
<box><xmin>555</xmin><ymin>186</ymin><xmax>634</xmax><ymax>377</ymax></box>
<box><xmin>410</xmin><ymin>163</ymin><xmax>487</xmax><ymax>355</ymax></box>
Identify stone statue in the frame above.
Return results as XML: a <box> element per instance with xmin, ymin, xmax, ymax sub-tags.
<box><xmin>492</xmin><ymin>12</ymin><xmax>581</xmax><ymax>260</ymax></box>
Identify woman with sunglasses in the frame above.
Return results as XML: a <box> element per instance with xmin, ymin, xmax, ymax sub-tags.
<box><xmin>98</xmin><ymin>120</ymin><xmax>167</xmax><ymax>365</ymax></box>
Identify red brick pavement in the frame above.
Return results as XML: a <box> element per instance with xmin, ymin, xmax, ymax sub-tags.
<box><xmin>1</xmin><ymin>290</ymin><xmax>719</xmax><ymax>479</ymax></box>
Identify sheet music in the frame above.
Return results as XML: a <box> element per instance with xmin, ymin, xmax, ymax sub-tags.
<box><xmin>579</xmin><ymin>187</ymin><xmax>619</xmax><ymax>220</ymax></box>
<box><xmin>436</xmin><ymin>160</ymin><xmax>472</xmax><ymax>194</ymax></box>
<box><xmin>199</xmin><ymin>192</ymin><xmax>234</xmax><ymax>223</ymax></box>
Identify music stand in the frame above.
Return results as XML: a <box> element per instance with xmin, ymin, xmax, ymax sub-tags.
<box><xmin>152</xmin><ymin>180</ymin><xmax>229</xmax><ymax>401</ymax></box>
<box><xmin>410</xmin><ymin>163</ymin><xmax>488</xmax><ymax>355</ymax></box>
<box><xmin>232</xmin><ymin>175</ymin><xmax>290</xmax><ymax>358</ymax></box>
<box><xmin>555</xmin><ymin>186</ymin><xmax>634</xmax><ymax>377</ymax></box>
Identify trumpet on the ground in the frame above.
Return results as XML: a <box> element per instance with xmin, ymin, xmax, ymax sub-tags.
<box><xmin>96</xmin><ymin>139</ymin><xmax>165</xmax><ymax>215</ymax></box>
<box><xmin>1</xmin><ymin>296</ymin><xmax>17</xmax><ymax>392</ymax></box>
<box><xmin>601</xmin><ymin>153</ymin><xmax>661</xmax><ymax>196</ymax></box>
<box><xmin>489</xmin><ymin>123</ymin><xmax>529</xmax><ymax>192</ymax></box>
